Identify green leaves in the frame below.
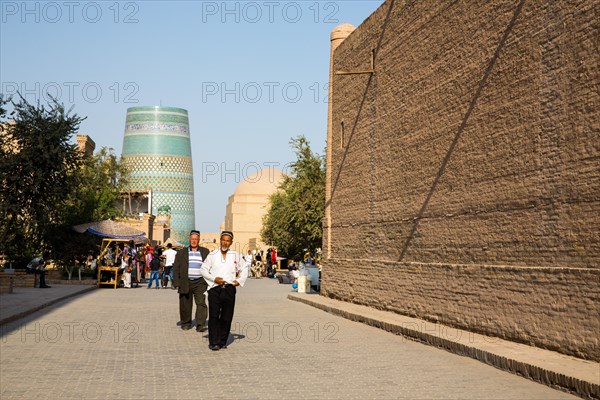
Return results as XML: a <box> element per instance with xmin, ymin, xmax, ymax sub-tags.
<box><xmin>0</xmin><ymin>95</ymin><xmax>84</xmax><ymax>263</ymax></box>
<box><xmin>73</xmin><ymin>147</ymin><xmax>129</xmax><ymax>223</ymax></box>
<box><xmin>261</xmin><ymin>136</ymin><xmax>325</xmax><ymax>261</ymax></box>
<box><xmin>0</xmin><ymin>95</ymin><xmax>128</xmax><ymax>267</ymax></box>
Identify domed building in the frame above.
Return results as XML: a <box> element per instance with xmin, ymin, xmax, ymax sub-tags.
<box><xmin>222</xmin><ymin>168</ymin><xmax>284</xmax><ymax>253</ymax></box>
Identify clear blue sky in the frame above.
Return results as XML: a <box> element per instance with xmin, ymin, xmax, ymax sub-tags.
<box><xmin>1</xmin><ymin>0</ymin><xmax>384</xmax><ymax>232</ymax></box>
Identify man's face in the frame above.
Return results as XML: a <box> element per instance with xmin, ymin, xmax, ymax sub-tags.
<box><xmin>189</xmin><ymin>234</ymin><xmax>200</xmax><ymax>248</ymax></box>
<box><xmin>220</xmin><ymin>235</ymin><xmax>232</xmax><ymax>252</ymax></box>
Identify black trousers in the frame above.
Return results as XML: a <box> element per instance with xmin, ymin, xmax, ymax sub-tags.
<box><xmin>207</xmin><ymin>285</ymin><xmax>236</xmax><ymax>346</ymax></box>
<box><xmin>34</xmin><ymin>270</ymin><xmax>46</xmax><ymax>287</ymax></box>
<box><xmin>179</xmin><ymin>279</ymin><xmax>208</xmax><ymax>329</ymax></box>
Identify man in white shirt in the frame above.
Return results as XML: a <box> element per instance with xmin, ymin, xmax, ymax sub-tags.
<box><xmin>200</xmin><ymin>231</ymin><xmax>249</xmax><ymax>350</ymax></box>
<box><xmin>162</xmin><ymin>243</ymin><xmax>178</xmax><ymax>288</ymax></box>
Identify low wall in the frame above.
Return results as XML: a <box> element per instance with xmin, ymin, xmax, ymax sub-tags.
<box><xmin>322</xmin><ymin>259</ymin><xmax>600</xmax><ymax>361</ymax></box>
<box><xmin>0</xmin><ymin>271</ymin><xmax>35</xmax><ymax>293</ymax></box>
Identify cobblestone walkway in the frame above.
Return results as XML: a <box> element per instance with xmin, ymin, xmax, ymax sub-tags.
<box><xmin>0</xmin><ymin>279</ymin><xmax>576</xmax><ymax>399</ymax></box>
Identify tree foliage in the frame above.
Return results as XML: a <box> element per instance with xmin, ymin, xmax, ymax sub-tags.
<box><xmin>70</xmin><ymin>147</ymin><xmax>129</xmax><ymax>223</ymax></box>
<box><xmin>0</xmin><ymin>95</ymin><xmax>128</xmax><ymax>267</ymax></box>
<box><xmin>0</xmin><ymin>95</ymin><xmax>84</xmax><ymax>266</ymax></box>
<box><xmin>47</xmin><ymin>147</ymin><xmax>129</xmax><ymax>268</ymax></box>
<box><xmin>261</xmin><ymin>136</ymin><xmax>325</xmax><ymax>261</ymax></box>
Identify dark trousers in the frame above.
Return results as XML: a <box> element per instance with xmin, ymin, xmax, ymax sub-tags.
<box><xmin>162</xmin><ymin>266</ymin><xmax>172</xmax><ymax>287</ymax></box>
<box><xmin>207</xmin><ymin>285</ymin><xmax>236</xmax><ymax>346</ymax></box>
<box><xmin>179</xmin><ymin>279</ymin><xmax>208</xmax><ymax>329</ymax></box>
<box><xmin>34</xmin><ymin>270</ymin><xmax>46</xmax><ymax>287</ymax></box>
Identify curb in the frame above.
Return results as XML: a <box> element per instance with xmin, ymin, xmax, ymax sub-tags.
<box><xmin>0</xmin><ymin>286</ymin><xmax>97</xmax><ymax>326</ymax></box>
<box><xmin>289</xmin><ymin>293</ymin><xmax>599</xmax><ymax>399</ymax></box>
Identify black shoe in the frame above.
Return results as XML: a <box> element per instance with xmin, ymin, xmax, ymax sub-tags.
<box><xmin>181</xmin><ymin>325</ymin><xmax>192</xmax><ymax>331</ymax></box>
<box><xmin>219</xmin><ymin>344</ymin><xmax>228</xmax><ymax>349</ymax></box>
<box><xmin>209</xmin><ymin>344</ymin><xmax>220</xmax><ymax>351</ymax></box>
<box><xmin>196</xmin><ymin>325</ymin><xmax>208</xmax><ymax>333</ymax></box>
<box><xmin>40</xmin><ymin>285</ymin><xmax>51</xmax><ymax>288</ymax></box>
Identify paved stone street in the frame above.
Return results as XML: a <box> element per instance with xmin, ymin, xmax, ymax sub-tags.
<box><xmin>0</xmin><ymin>279</ymin><xmax>576</xmax><ymax>399</ymax></box>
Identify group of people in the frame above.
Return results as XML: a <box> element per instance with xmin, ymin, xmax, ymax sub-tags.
<box><xmin>26</xmin><ymin>229</ymin><xmax>250</xmax><ymax>351</ymax></box>
<box><xmin>265</xmin><ymin>248</ymin><xmax>278</xmax><ymax>278</ymax></box>
<box><xmin>96</xmin><ymin>241</ymin><xmax>178</xmax><ymax>289</ymax></box>
<box><xmin>144</xmin><ymin>243</ymin><xmax>178</xmax><ymax>289</ymax></box>
<box><xmin>95</xmin><ymin>241</ymin><xmax>138</xmax><ymax>288</ymax></box>
<box><xmin>286</xmin><ymin>254</ymin><xmax>315</xmax><ymax>285</ymax></box>
<box><xmin>244</xmin><ymin>250</ymin><xmax>264</xmax><ymax>278</ymax></box>
<box><xmin>172</xmin><ymin>229</ymin><xmax>249</xmax><ymax>351</ymax></box>
<box><xmin>243</xmin><ymin>247</ymin><xmax>278</xmax><ymax>279</ymax></box>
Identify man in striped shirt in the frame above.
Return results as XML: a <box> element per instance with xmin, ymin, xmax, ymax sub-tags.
<box><xmin>172</xmin><ymin>230</ymin><xmax>210</xmax><ymax>332</ymax></box>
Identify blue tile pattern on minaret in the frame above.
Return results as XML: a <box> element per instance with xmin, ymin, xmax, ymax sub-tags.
<box><xmin>122</xmin><ymin>106</ymin><xmax>195</xmax><ymax>244</ymax></box>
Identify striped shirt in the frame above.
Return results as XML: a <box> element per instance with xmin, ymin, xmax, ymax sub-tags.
<box><xmin>188</xmin><ymin>248</ymin><xmax>203</xmax><ymax>279</ymax></box>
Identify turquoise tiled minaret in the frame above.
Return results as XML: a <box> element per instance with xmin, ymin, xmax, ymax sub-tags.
<box><xmin>122</xmin><ymin>106</ymin><xmax>195</xmax><ymax>244</ymax></box>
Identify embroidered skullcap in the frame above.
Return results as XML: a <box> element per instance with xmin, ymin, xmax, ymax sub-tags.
<box><xmin>220</xmin><ymin>231</ymin><xmax>234</xmax><ymax>239</ymax></box>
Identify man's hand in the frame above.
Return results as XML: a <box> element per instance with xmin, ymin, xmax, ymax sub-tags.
<box><xmin>214</xmin><ymin>277</ymin><xmax>225</xmax><ymax>286</ymax></box>
<box><xmin>232</xmin><ymin>280</ymin><xmax>240</xmax><ymax>286</ymax></box>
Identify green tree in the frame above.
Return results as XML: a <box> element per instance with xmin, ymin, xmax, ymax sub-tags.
<box><xmin>0</xmin><ymin>95</ymin><xmax>84</xmax><ymax>266</ymax></box>
<box><xmin>261</xmin><ymin>136</ymin><xmax>325</xmax><ymax>261</ymax></box>
<box><xmin>46</xmin><ymin>146</ymin><xmax>129</xmax><ymax>270</ymax></box>
<box><xmin>0</xmin><ymin>95</ymin><xmax>128</xmax><ymax>269</ymax></box>
<box><xmin>71</xmin><ymin>147</ymin><xmax>129</xmax><ymax>223</ymax></box>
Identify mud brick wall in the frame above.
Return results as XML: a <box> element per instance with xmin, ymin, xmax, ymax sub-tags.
<box><xmin>323</xmin><ymin>0</ymin><xmax>599</xmax><ymax>360</ymax></box>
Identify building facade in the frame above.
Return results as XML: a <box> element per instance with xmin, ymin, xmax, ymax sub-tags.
<box><xmin>324</xmin><ymin>0</ymin><xmax>599</xmax><ymax>361</ymax></box>
<box><xmin>76</xmin><ymin>134</ymin><xmax>95</xmax><ymax>157</ymax></box>
<box><xmin>222</xmin><ymin>168</ymin><xmax>284</xmax><ymax>254</ymax></box>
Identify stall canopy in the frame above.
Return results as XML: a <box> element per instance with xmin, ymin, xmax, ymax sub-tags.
<box><xmin>73</xmin><ymin>220</ymin><xmax>148</xmax><ymax>244</ymax></box>
<box><xmin>162</xmin><ymin>237</ymin><xmax>185</xmax><ymax>249</ymax></box>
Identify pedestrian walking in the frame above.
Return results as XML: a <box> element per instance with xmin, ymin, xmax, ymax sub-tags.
<box><xmin>147</xmin><ymin>250</ymin><xmax>161</xmax><ymax>289</ymax></box>
<box><xmin>244</xmin><ymin>250</ymin><xmax>254</xmax><ymax>277</ymax></box>
<box><xmin>172</xmin><ymin>230</ymin><xmax>210</xmax><ymax>331</ymax></box>
<box><xmin>162</xmin><ymin>243</ymin><xmax>177</xmax><ymax>288</ymax></box>
<box><xmin>254</xmin><ymin>251</ymin><xmax>264</xmax><ymax>277</ymax></box>
<box><xmin>271</xmin><ymin>248</ymin><xmax>277</xmax><ymax>269</ymax></box>
<box><xmin>201</xmin><ymin>231</ymin><xmax>249</xmax><ymax>350</ymax></box>
<box><xmin>266</xmin><ymin>248</ymin><xmax>272</xmax><ymax>277</ymax></box>
<box><xmin>122</xmin><ymin>254</ymin><xmax>132</xmax><ymax>288</ymax></box>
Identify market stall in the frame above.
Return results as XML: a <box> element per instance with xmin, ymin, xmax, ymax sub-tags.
<box><xmin>73</xmin><ymin>220</ymin><xmax>148</xmax><ymax>288</ymax></box>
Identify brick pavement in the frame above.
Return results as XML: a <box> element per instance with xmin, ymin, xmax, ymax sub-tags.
<box><xmin>0</xmin><ymin>284</ymin><xmax>95</xmax><ymax>325</ymax></box>
<box><xmin>0</xmin><ymin>279</ymin><xmax>579</xmax><ymax>399</ymax></box>
<box><xmin>288</xmin><ymin>293</ymin><xmax>600</xmax><ymax>398</ymax></box>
